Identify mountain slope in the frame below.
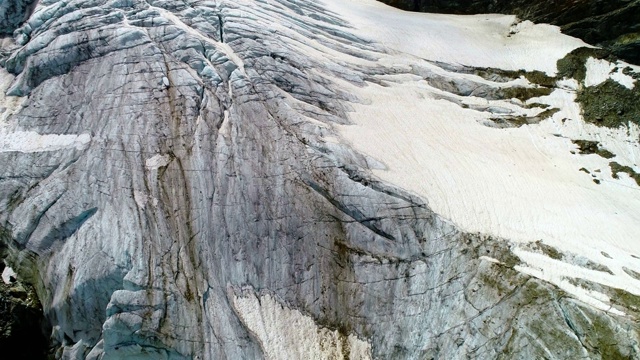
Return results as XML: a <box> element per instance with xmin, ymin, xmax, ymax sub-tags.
<box><xmin>378</xmin><ymin>0</ymin><xmax>640</xmax><ymax>63</ymax></box>
<box><xmin>0</xmin><ymin>0</ymin><xmax>639</xmax><ymax>358</ymax></box>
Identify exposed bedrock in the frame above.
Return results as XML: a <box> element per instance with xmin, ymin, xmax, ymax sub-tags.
<box><xmin>0</xmin><ymin>0</ymin><xmax>36</xmax><ymax>35</ymax></box>
<box><xmin>0</xmin><ymin>238</ymin><xmax>49</xmax><ymax>360</ymax></box>
<box><xmin>378</xmin><ymin>0</ymin><xmax>640</xmax><ymax>64</ymax></box>
<box><xmin>0</xmin><ymin>0</ymin><xmax>638</xmax><ymax>359</ymax></box>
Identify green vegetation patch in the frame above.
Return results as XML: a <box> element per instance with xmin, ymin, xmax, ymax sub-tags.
<box><xmin>526</xmin><ymin>102</ymin><xmax>550</xmax><ymax>109</ymax></box>
<box><xmin>521</xmin><ymin>70</ymin><xmax>558</xmax><ymax>87</ymax></box>
<box><xmin>572</xmin><ymin>140</ymin><xmax>616</xmax><ymax>159</ymax></box>
<box><xmin>532</xmin><ymin>240</ymin><xmax>563</xmax><ymax>260</ymax></box>
<box><xmin>610</xmin><ymin>161</ymin><xmax>640</xmax><ymax>186</ymax></box>
<box><xmin>471</xmin><ymin>48</ymin><xmax>639</xmax><ymax>131</ymax></box>
<box><xmin>577</xmin><ymin>79</ymin><xmax>640</xmax><ymax>128</ymax></box>
<box><xmin>556</xmin><ymin>47</ymin><xmax>612</xmax><ymax>82</ymax></box>
<box><xmin>499</xmin><ymin>86</ymin><xmax>553</xmax><ymax>102</ymax></box>
<box><xmin>474</xmin><ymin>68</ymin><xmax>557</xmax><ymax>87</ymax></box>
<box><xmin>613</xmin><ymin>32</ymin><xmax>640</xmax><ymax>47</ymax></box>
<box><xmin>552</xmin><ymin>47</ymin><xmax>640</xmax><ymax>129</ymax></box>
<box><xmin>488</xmin><ymin>109</ymin><xmax>559</xmax><ymax>128</ymax></box>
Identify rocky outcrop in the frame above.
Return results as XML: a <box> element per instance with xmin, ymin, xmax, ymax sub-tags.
<box><xmin>378</xmin><ymin>0</ymin><xmax>640</xmax><ymax>64</ymax></box>
<box><xmin>0</xmin><ymin>283</ymin><xmax>48</xmax><ymax>359</ymax></box>
<box><xmin>0</xmin><ymin>0</ymin><xmax>35</xmax><ymax>35</ymax></box>
<box><xmin>0</xmin><ymin>251</ymin><xmax>48</xmax><ymax>359</ymax></box>
<box><xmin>0</xmin><ymin>0</ymin><xmax>639</xmax><ymax>359</ymax></box>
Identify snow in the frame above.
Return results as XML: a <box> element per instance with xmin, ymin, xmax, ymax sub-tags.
<box><xmin>133</xmin><ymin>190</ymin><xmax>158</xmax><ymax>209</ymax></box>
<box><xmin>585</xmin><ymin>57</ymin><xmax>636</xmax><ymax>89</ymax></box>
<box><xmin>0</xmin><ymin>130</ymin><xmax>91</xmax><ymax>153</ymax></box>
<box><xmin>232</xmin><ymin>290</ymin><xmax>372</xmax><ymax>360</ymax></box>
<box><xmin>321</xmin><ymin>0</ymin><xmax>587</xmax><ymax>75</ymax></box>
<box><xmin>1</xmin><ymin>69</ymin><xmax>91</xmax><ymax>153</ymax></box>
<box><xmin>145</xmin><ymin>154</ymin><xmax>171</xmax><ymax>169</ymax></box>
<box><xmin>319</xmin><ymin>0</ymin><xmax>640</xmax><ymax>312</ymax></box>
<box><xmin>335</xmin><ymin>78</ymin><xmax>640</xmax><ymax>250</ymax></box>
<box><xmin>514</xmin><ymin>260</ymin><xmax>624</xmax><ymax>315</ymax></box>
<box><xmin>531</xmin><ymin>89</ymin><xmax>640</xmax><ymax>178</ymax></box>
<box><xmin>584</xmin><ymin>57</ymin><xmax>615</xmax><ymax>87</ymax></box>
<box><xmin>1</xmin><ymin>266</ymin><xmax>17</xmax><ymax>284</ymax></box>
<box><xmin>610</xmin><ymin>67</ymin><xmax>636</xmax><ymax>89</ymax></box>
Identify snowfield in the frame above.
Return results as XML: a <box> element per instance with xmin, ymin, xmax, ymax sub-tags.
<box><xmin>322</xmin><ymin>0</ymin><xmax>587</xmax><ymax>75</ymax></box>
<box><xmin>321</xmin><ymin>0</ymin><xmax>640</xmax><ymax>312</ymax></box>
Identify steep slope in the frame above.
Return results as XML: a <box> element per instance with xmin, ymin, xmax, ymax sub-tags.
<box><xmin>0</xmin><ymin>0</ymin><xmax>639</xmax><ymax>359</ymax></box>
<box><xmin>378</xmin><ymin>0</ymin><xmax>640</xmax><ymax>64</ymax></box>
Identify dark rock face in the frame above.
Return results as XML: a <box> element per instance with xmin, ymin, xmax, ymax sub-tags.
<box><xmin>0</xmin><ymin>266</ymin><xmax>48</xmax><ymax>359</ymax></box>
<box><xmin>379</xmin><ymin>0</ymin><xmax>640</xmax><ymax>63</ymax></box>
<box><xmin>0</xmin><ymin>0</ymin><xmax>35</xmax><ymax>35</ymax></box>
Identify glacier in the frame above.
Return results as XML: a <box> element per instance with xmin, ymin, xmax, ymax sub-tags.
<box><xmin>1</xmin><ymin>0</ymin><xmax>640</xmax><ymax>358</ymax></box>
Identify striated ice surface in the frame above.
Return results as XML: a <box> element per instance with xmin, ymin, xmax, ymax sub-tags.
<box><xmin>0</xmin><ymin>0</ymin><xmax>639</xmax><ymax>359</ymax></box>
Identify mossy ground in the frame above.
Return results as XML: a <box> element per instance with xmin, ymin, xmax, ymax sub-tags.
<box><xmin>573</xmin><ymin>139</ymin><xmax>616</xmax><ymax>159</ymax></box>
<box><xmin>476</xmin><ymin>47</ymin><xmax>640</xmax><ymax>132</ymax></box>
<box><xmin>554</xmin><ymin>47</ymin><xmax>640</xmax><ymax>129</ymax></box>
<box><xmin>499</xmin><ymin>86</ymin><xmax>553</xmax><ymax>102</ymax></box>
<box><xmin>577</xmin><ymin>80</ymin><xmax>640</xmax><ymax>128</ymax></box>
<box><xmin>610</xmin><ymin>162</ymin><xmax>640</xmax><ymax>186</ymax></box>
<box><xmin>473</xmin><ymin>67</ymin><xmax>556</xmax><ymax>104</ymax></box>
<box><xmin>530</xmin><ymin>240</ymin><xmax>563</xmax><ymax>260</ymax></box>
<box><xmin>556</xmin><ymin>47</ymin><xmax>612</xmax><ymax>82</ymax></box>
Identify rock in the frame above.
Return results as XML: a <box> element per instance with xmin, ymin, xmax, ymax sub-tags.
<box><xmin>0</xmin><ymin>264</ymin><xmax>48</xmax><ymax>359</ymax></box>
<box><xmin>0</xmin><ymin>0</ymin><xmax>34</xmax><ymax>35</ymax></box>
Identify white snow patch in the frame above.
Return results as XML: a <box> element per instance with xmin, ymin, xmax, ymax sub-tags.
<box><xmin>232</xmin><ymin>290</ymin><xmax>372</xmax><ymax>360</ymax></box>
<box><xmin>0</xmin><ymin>130</ymin><xmax>91</xmax><ymax>153</ymax></box>
<box><xmin>1</xmin><ymin>266</ymin><xmax>17</xmax><ymax>284</ymax></box>
<box><xmin>133</xmin><ymin>190</ymin><xmax>158</xmax><ymax>209</ymax></box>
<box><xmin>133</xmin><ymin>190</ymin><xmax>148</xmax><ymax>209</ymax></box>
<box><xmin>556</xmin><ymin>78</ymin><xmax>580</xmax><ymax>91</ymax></box>
<box><xmin>479</xmin><ymin>256</ymin><xmax>502</xmax><ymax>265</ymax></box>
<box><xmin>514</xmin><ymin>247</ymin><xmax>640</xmax><ymax>315</ymax></box>
<box><xmin>514</xmin><ymin>262</ymin><xmax>624</xmax><ymax>315</ymax></box>
<box><xmin>610</xmin><ymin>66</ymin><xmax>636</xmax><ymax>89</ymax></box>
<box><xmin>1</xmin><ymin>68</ymin><xmax>91</xmax><ymax>153</ymax></box>
<box><xmin>584</xmin><ymin>57</ymin><xmax>615</xmax><ymax>87</ymax></box>
<box><xmin>145</xmin><ymin>154</ymin><xmax>171</xmax><ymax>170</ymax></box>
<box><xmin>585</xmin><ymin>57</ymin><xmax>636</xmax><ymax>89</ymax></box>
<box><xmin>321</xmin><ymin>0</ymin><xmax>587</xmax><ymax>75</ymax></box>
